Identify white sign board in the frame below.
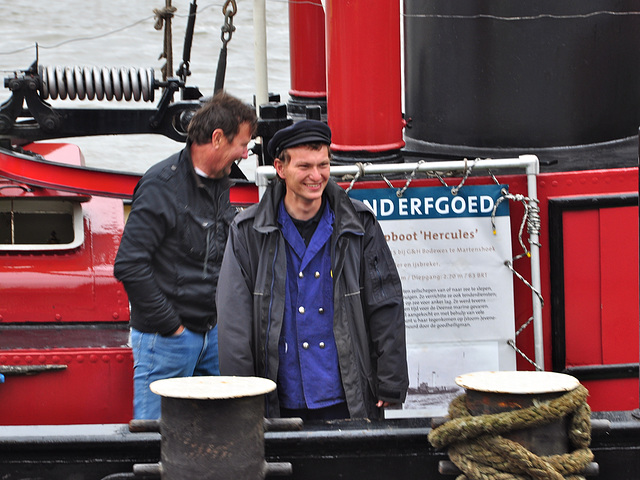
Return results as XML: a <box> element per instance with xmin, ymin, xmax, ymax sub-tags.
<box><xmin>349</xmin><ymin>184</ymin><xmax>516</xmax><ymax>416</ymax></box>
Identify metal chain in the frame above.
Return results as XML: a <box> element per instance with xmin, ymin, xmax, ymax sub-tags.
<box><xmin>343</xmin><ymin>162</ymin><xmax>369</xmax><ymax>194</ymax></box>
<box><xmin>221</xmin><ymin>0</ymin><xmax>237</xmax><ymax>47</ymax></box>
<box><xmin>450</xmin><ymin>157</ymin><xmax>479</xmax><ymax>195</ymax></box>
<box><xmin>504</xmin><ymin>259</ymin><xmax>544</xmax><ymax>308</ymax></box>
<box><xmin>396</xmin><ymin>160</ymin><xmax>425</xmax><ymax>197</ymax></box>
<box><xmin>491</xmin><ymin>189</ymin><xmax>541</xmax><ymax>255</ymax></box>
<box><xmin>488</xmin><ymin>171</ymin><xmax>500</xmax><ymax>186</ymax></box>
<box><xmin>515</xmin><ymin>315</ymin><xmax>534</xmax><ymax>337</ymax></box>
<box><xmin>487</xmin><ymin>171</ymin><xmax>544</xmax><ymax>370</ymax></box>
<box><xmin>503</xmin><ymin>256</ymin><xmax>544</xmax><ymax>370</ymax></box>
<box><xmin>510</xmin><ymin>340</ymin><xmax>541</xmax><ymax>371</ymax></box>
<box><xmin>343</xmin><ymin>159</ymin><xmax>462</xmax><ymax>194</ymax></box>
<box><xmin>380</xmin><ymin>173</ymin><xmax>395</xmax><ymax>190</ymax></box>
<box><xmin>509</xmin><ymin>315</ymin><xmax>541</xmax><ymax>372</ymax></box>
<box><xmin>434</xmin><ymin>172</ymin><xmax>449</xmax><ymax>187</ymax></box>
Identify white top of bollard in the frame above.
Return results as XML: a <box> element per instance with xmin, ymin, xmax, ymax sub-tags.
<box><xmin>150</xmin><ymin>376</ymin><xmax>277</xmax><ymax>400</ymax></box>
<box><xmin>455</xmin><ymin>371</ymin><xmax>580</xmax><ymax>394</ymax></box>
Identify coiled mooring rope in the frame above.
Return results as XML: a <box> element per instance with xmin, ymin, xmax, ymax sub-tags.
<box><xmin>428</xmin><ymin>385</ymin><xmax>593</xmax><ymax>480</ymax></box>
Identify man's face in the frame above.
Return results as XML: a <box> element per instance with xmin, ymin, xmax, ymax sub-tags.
<box><xmin>275</xmin><ymin>144</ymin><xmax>331</xmax><ymax>208</ymax></box>
<box><xmin>209</xmin><ymin>122</ymin><xmax>252</xmax><ymax>178</ymax></box>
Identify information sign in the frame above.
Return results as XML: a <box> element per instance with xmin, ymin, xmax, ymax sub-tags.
<box><xmin>349</xmin><ymin>184</ymin><xmax>516</xmax><ymax>416</ymax></box>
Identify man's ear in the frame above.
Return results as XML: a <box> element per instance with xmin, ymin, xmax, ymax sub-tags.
<box><xmin>273</xmin><ymin>159</ymin><xmax>285</xmax><ymax>179</ymax></box>
<box><xmin>211</xmin><ymin>128</ymin><xmax>225</xmax><ymax>148</ymax></box>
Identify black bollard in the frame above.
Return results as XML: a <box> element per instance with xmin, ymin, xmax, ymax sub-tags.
<box><xmin>150</xmin><ymin>376</ymin><xmax>277</xmax><ymax>480</ymax></box>
<box><xmin>458</xmin><ymin>371</ymin><xmax>581</xmax><ymax>455</ymax></box>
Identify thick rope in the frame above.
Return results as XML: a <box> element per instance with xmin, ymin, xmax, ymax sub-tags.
<box><xmin>428</xmin><ymin>385</ymin><xmax>593</xmax><ymax>480</ymax></box>
<box><xmin>154</xmin><ymin>2</ymin><xmax>177</xmax><ymax>81</ymax></box>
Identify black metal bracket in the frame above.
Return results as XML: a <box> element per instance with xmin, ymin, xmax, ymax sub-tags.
<box><xmin>1</xmin><ymin>63</ymin><xmax>287</xmax><ymax>160</ymax></box>
<box><xmin>0</xmin><ymin>67</ymin><xmax>203</xmax><ymax>145</ymax></box>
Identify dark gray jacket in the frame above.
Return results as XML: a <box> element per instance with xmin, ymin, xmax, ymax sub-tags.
<box><xmin>217</xmin><ymin>179</ymin><xmax>408</xmax><ymax>419</ymax></box>
<box><xmin>114</xmin><ymin>145</ymin><xmax>235</xmax><ymax>335</ymax></box>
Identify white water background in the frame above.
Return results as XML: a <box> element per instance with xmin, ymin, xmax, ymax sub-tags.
<box><xmin>0</xmin><ymin>0</ymin><xmax>292</xmax><ymax>177</ymax></box>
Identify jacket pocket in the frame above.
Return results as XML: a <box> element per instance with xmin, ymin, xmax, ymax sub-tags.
<box><xmin>179</xmin><ymin>210</ymin><xmax>216</xmax><ymax>261</ymax></box>
<box><xmin>366</xmin><ymin>253</ymin><xmax>402</xmax><ymax>303</ymax></box>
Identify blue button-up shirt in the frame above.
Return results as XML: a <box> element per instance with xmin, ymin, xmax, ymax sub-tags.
<box><xmin>276</xmin><ymin>199</ymin><xmax>346</xmax><ymax>409</ymax></box>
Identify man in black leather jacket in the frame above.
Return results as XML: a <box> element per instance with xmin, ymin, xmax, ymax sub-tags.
<box><xmin>114</xmin><ymin>92</ymin><xmax>256</xmax><ymax>419</ymax></box>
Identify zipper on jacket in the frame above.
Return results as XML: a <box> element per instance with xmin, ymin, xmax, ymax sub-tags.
<box><xmin>200</xmin><ymin>182</ymin><xmax>233</xmax><ymax>279</ymax></box>
<box><xmin>373</xmin><ymin>256</ymin><xmax>386</xmax><ymax>299</ymax></box>
<box><xmin>202</xmin><ymin>227</ymin><xmax>213</xmax><ymax>279</ymax></box>
<box><xmin>264</xmin><ymin>239</ymin><xmax>279</xmax><ymax>418</ymax></box>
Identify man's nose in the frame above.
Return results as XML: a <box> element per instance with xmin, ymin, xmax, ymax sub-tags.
<box><xmin>309</xmin><ymin>166</ymin><xmax>322</xmax><ymax>178</ymax></box>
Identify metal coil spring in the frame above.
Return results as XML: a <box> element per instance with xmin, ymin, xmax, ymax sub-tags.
<box><xmin>38</xmin><ymin>65</ymin><xmax>156</xmax><ymax>102</ymax></box>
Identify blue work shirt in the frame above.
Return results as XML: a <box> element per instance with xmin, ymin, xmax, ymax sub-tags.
<box><xmin>276</xmin><ymin>199</ymin><xmax>346</xmax><ymax>409</ymax></box>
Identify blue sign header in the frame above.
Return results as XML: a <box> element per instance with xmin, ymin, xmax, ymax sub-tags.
<box><xmin>348</xmin><ymin>184</ymin><xmax>509</xmax><ymax>220</ymax></box>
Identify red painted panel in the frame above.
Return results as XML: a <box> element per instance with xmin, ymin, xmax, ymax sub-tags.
<box><xmin>27</xmin><ymin>142</ymin><xmax>85</xmax><ymax>166</ymax></box>
<box><xmin>600</xmin><ymin>206</ymin><xmax>639</xmax><ymax>365</ymax></box>
<box><xmin>1</xmin><ymin>145</ymin><xmax>258</xmax><ymax>206</ymax></box>
<box><xmin>563</xmin><ymin>210</ymin><xmax>603</xmax><ymax>365</ymax></box>
<box><xmin>230</xmin><ymin>183</ymin><xmax>259</xmax><ymax>206</ymax></box>
<box><xmin>0</xmin><ymin>195</ymin><xmax>130</xmax><ymax>324</ymax></box>
<box><xmin>582</xmin><ymin>377</ymin><xmax>639</xmax><ymax>412</ymax></box>
<box><xmin>0</xmin><ymin>348</ymin><xmax>133</xmax><ymax>425</ymax></box>
<box><xmin>0</xmin><ymin>146</ymin><xmax>141</xmax><ymax>199</ymax></box>
<box><xmin>538</xmin><ymin>168</ymin><xmax>638</xmax><ymax>375</ymax></box>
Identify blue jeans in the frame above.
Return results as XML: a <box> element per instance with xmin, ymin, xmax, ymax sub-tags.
<box><xmin>130</xmin><ymin>326</ymin><xmax>219</xmax><ymax>420</ymax></box>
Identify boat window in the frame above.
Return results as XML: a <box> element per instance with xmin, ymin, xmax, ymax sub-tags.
<box><xmin>0</xmin><ymin>199</ymin><xmax>84</xmax><ymax>251</ymax></box>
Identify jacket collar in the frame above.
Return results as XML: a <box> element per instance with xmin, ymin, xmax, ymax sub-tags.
<box><xmin>324</xmin><ymin>180</ymin><xmax>365</xmax><ymax>237</ymax></box>
<box><xmin>181</xmin><ymin>140</ymin><xmax>234</xmax><ymax>191</ymax></box>
<box><xmin>253</xmin><ymin>178</ymin><xmax>364</xmax><ymax>236</ymax></box>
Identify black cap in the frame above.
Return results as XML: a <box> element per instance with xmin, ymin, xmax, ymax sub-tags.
<box><xmin>267</xmin><ymin>120</ymin><xmax>331</xmax><ymax>160</ymax></box>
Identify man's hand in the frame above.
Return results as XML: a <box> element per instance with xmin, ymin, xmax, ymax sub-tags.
<box><xmin>376</xmin><ymin>400</ymin><xmax>396</xmax><ymax>408</ymax></box>
<box><xmin>172</xmin><ymin>325</ymin><xmax>185</xmax><ymax>336</ymax></box>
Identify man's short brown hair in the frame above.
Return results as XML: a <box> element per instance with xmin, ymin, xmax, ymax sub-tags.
<box><xmin>188</xmin><ymin>91</ymin><xmax>257</xmax><ymax>145</ymax></box>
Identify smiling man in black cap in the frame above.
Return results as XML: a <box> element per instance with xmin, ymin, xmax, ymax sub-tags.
<box><xmin>216</xmin><ymin>119</ymin><xmax>408</xmax><ymax>420</ymax></box>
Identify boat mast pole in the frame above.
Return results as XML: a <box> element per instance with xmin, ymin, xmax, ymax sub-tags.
<box><xmin>524</xmin><ymin>155</ymin><xmax>544</xmax><ymax>370</ymax></box>
<box><xmin>253</xmin><ymin>0</ymin><xmax>269</xmax><ymax>112</ymax></box>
